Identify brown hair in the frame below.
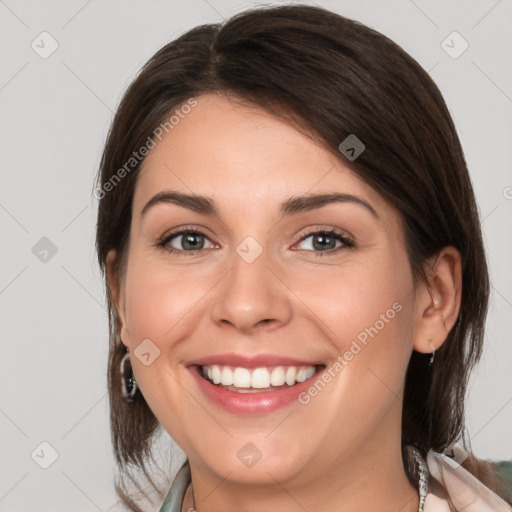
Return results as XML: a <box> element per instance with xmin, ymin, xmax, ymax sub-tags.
<box><xmin>94</xmin><ymin>4</ymin><xmax>508</xmax><ymax>510</ymax></box>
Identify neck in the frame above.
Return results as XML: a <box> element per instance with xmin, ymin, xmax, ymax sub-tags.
<box><xmin>182</xmin><ymin>442</ymin><xmax>419</xmax><ymax>512</ymax></box>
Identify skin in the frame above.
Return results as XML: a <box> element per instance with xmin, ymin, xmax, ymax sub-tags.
<box><xmin>107</xmin><ymin>92</ymin><xmax>462</xmax><ymax>512</ymax></box>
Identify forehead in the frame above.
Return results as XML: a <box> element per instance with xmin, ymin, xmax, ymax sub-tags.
<box><xmin>133</xmin><ymin>93</ymin><xmax>394</xmax><ymax>224</ymax></box>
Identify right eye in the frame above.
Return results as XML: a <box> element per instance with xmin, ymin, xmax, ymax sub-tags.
<box><xmin>156</xmin><ymin>229</ymin><xmax>217</xmax><ymax>255</ymax></box>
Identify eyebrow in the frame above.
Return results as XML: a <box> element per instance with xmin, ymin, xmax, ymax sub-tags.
<box><xmin>140</xmin><ymin>190</ymin><xmax>379</xmax><ymax>220</ymax></box>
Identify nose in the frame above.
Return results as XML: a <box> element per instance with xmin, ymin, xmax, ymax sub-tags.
<box><xmin>210</xmin><ymin>246</ymin><xmax>293</xmax><ymax>335</ymax></box>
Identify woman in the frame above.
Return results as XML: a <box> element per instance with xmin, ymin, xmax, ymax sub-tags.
<box><xmin>94</xmin><ymin>5</ymin><xmax>511</xmax><ymax>512</ymax></box>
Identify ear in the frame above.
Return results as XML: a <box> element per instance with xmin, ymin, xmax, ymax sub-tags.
<box><xmin>412</xmin><ymin>246</ymin><xmax>462</xmax><ymax>355</ymax></box>
<box><xmin>106</xmin><ymin>249</ymin><xmax>129</xmax><ymax>348</ymax></box>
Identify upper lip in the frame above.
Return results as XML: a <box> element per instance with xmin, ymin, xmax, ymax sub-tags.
<box><xmin>186</xmin><ymin>353</ymin><xmax>325</xmax><ymax>369</ymax></box>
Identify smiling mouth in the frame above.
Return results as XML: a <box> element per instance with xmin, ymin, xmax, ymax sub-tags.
<box><xmin>193</xmin><ymin>364</ymin><xmax>326</xmax><ymax>393</ymax></box>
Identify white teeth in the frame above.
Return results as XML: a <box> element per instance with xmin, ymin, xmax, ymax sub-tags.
<box><xmin>296</xmin><ymin>367</ymin><xmax>308</xmax><ymax>383</ymax></box>
<box><xmin>270</xmin><ymin>366</ymin><xmax>286</xmax><ymax>386</ymax></box>
<box><xmin>285</xmin><ymin>366</ymin><xmax>296</xmax><ymax>386</ymax></box>
<box><xmin>221</xmin><ymin>366</ymin><xmax>234</xmax><ymax>386</ymax></box>
<box><xmin>251</xmin><ymin>368</ymin><xmax>270</xmax><ymax>388</ymax></box>
<box><xmin>233</xmin><ymin>367</ymin><xmax>251</xmax><ymax>387</ymax></box>
<box><xmin>211</xmin><ymin>366</ymin><xmax>221</xmax><ymax>384</ymax></box>
<box><xmin>201</xmin><ymin>364</ymin><xmax>318</xmax><ymax>389</ymax></box>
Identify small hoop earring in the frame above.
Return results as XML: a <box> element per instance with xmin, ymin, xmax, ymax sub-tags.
<box><xmin>120</xmin><ymin>351</ymin><xmax>138</xmax><ymax>402</ymax></box>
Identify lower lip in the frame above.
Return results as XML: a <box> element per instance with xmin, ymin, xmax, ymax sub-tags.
<box><xmin>188</xmin><ymin>365</ymin><xmax>326</xmax><ymax>415</ymax></box>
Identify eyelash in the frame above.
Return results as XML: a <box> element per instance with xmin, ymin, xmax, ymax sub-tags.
<box><xmin>155</xmin><ymin>226</ymin><xmax>354</xmax><ymax>257</ymax></box>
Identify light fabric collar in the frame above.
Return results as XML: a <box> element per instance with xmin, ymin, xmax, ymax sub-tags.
<box><xmin>425</xmin><ymin>450</ymin><xmax>511</xmax><ymax>511</ymax></box>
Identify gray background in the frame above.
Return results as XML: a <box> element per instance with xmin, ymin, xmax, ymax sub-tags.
<box><xmin>0</xmin><ymin>0</ymin><xmax>511</xmax><ymax>510</ymax></box>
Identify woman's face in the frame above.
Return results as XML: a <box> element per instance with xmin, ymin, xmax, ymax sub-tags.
<box><xmin>110</xmin><ymin>92</ymin><xmax>424</xmax><ymax>487</ymax></box>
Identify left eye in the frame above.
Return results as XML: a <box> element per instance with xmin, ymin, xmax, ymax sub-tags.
<box><xmin>296</xmin><ymin>231</ymin><xmax>352</xmax><ymax>252</ymax></box>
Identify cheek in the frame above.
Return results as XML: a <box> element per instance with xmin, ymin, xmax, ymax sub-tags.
<box><xmin>120</xmin><ymin>254</ymin><xmax>218</xmax><ymax>425</ymax></box>
<box><xmin>334</xmin><ymin>260</ymin><xmax>414</xmax><ymax>392</ymax></box>
<box><xmin>123</xmin><ymin>255</ymin><xmax>214</xmax><ymax>342</ymax></box>
<box><xmin>287</xmin><ymin>251</ymin><xmax>415</xmax><ymax>403</ymax></box>
<box><xmin>297</xmin><ymin>258</ymin><xmax>414</xmax><ymax>423</ymax></box>
<box><xmin>292</xmin><ymin>255</ymin><xmax>411</xmax><ymax>347</ymax></box>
